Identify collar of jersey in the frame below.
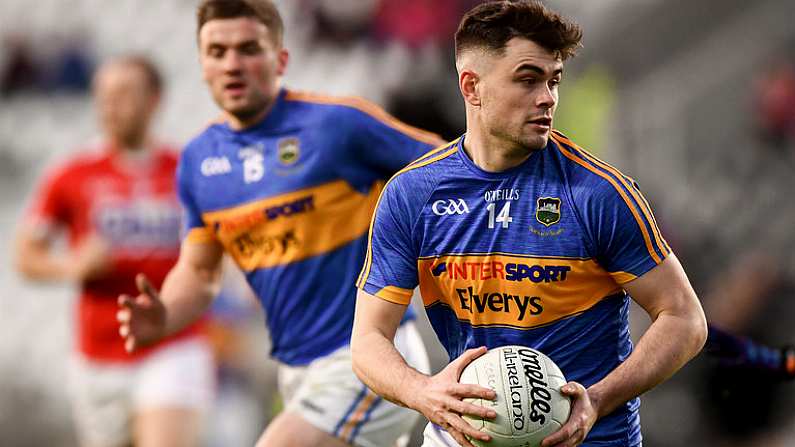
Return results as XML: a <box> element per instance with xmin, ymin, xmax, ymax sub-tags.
<box><xmin>106</xmin><ymin>143</ymin><xmax>163</xmax><ymax>176</ymax></box>
<box><xmin>455</xmin><ymin>134</ymin><xmax>544</xmax><ymax>180</ymax></box>
<box><xmin>219</xmin><ymin>88</ymin><xmax>292</xmax><ymax>136</ymax></box>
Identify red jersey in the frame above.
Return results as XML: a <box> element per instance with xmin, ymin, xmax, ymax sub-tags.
<box><xmin>26</xmin><ymin>143</ymin><xmax>204</xmax><ymax>363</ymax></box>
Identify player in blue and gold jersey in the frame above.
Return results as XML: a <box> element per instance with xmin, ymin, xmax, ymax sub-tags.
<box><xmin>117</xmin><ymin>1</ymin><xmax>442</xmax><ymax>446</ymax></box>
<box><xmin>351</xmin><ymin>2</ymin><xmax>707</xmax><ymax>447</ymax></box>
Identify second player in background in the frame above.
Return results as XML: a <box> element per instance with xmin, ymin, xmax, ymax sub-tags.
<box><xmin>118</xmin><ymin>1</ymin><xmax>443</xmax><ymax>446</ymax></box>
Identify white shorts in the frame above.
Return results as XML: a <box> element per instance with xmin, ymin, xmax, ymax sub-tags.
<box><xmin>421</xmin><ymin>422</ymin><xmax>458</xmax><ymax>447</ymax></box>
<box><xmin>69</xmin><ymin>337</ymin><xmax>215</xmax><ymax>447</ymax></box>
<box><xmin>278</xmin><ymin>321</ymin><xmax>430</xmax><ymax>447</ymax></box>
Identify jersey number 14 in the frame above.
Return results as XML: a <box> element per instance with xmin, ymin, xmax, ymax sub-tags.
<box><xmin>486</xmin><ymin>202</ymin><xmax>513</xmax><ymax>229</ymax></box>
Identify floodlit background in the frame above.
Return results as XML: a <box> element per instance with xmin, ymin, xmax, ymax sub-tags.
<box><xmin>2</xmin><ymin>0</ymin><xmax>795</xmax><ymax>446</ymax></box>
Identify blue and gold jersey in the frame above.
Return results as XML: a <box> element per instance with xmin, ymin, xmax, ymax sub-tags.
<box><xmin>178</xmin><ymin>89</ymin><xmax>439</xmax><ymax>365</ymax></box>
<box><xmin>358</xmin><ymin>131</ymin><xmax>670</xmax><ymax>446</ymax></box>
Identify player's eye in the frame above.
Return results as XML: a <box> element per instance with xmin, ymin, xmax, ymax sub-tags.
<box><xmin>240</xmin><ymin>43</ymin><xmax>262</xmax><ymax>55</ymax></box>
<box><xmin>207</xmin><ymin>46</ymin><xmax>225</xmax><ymax>58</ymax></box>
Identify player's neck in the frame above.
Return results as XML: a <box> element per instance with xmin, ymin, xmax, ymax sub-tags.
<box><xmin>109</xmin><ymin>134</ymin><xmax>150</xmax><ymax>154</ymax></box>
<box><xmin>463</xmin><ymin>126</ymin><xmax>533</xmax><ymax>173</ymax></box>
<box><xmin>225</xmin><ymin>106</ymin><xmax>270</xmax><ymax>131</ymax></box>
<box><xmin>225</xmin><ymin>88</ymin><xmax>281</xmax><ymax>131</ymax></box>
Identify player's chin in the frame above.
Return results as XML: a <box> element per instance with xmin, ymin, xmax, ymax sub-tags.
<box><xmin>223</xmin><ymin>101</ymin><xmax>261</xmax><ymax>120</ymax></box>
<box><xmin>521</xmin><ymin>133</ymin><xmax>549</xmax><ymax>151</ymax></box>
<box><xmin>221</xmin><ymin>97</ymin><xmax>251</xmax><ymax>112</ymax></box>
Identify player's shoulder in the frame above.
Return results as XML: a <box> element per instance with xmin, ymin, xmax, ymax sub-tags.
<box><xmin>548</xmin><ymin>130</ymin><xmax>636</xmax><ymax>199</ymax></box>
<box><xmin>385</xmin><ymin>138</ymin><xmax>461</xmax><ymax>191</ymax></box>
<box><xmin>282</xmin><ymin>89</ymin><xmax>386</xmax><ymax>134</ymax></box>
<box><xmin>374</xmin><ymin>140</ymin><xmax>460</xmax><ymax>223</ymax></box>
<box><xmin>283</xmin><ymin>89</ymin><xmax>440</xmax><ymax>141</ymax></box>
<box><xmin>283</xmin><ymin>89</ymin><xmax>383</xmax><ymax>117</ymax></box>
<box><xmin>183</xmin><ymin>116</ymin><xmax>227</xmax><ymax>156</ymax></box>
<box><xmin>45</xmin><ymin>143</ymin><xmax>109</xmax><ymax>178</ymax></box>
<box><xmin>150</xmin><ymin>142</ymin><xmax>181</xmax><ymax>167</ymax></box>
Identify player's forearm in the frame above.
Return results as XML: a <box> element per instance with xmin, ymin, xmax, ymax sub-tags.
<box><xmin>158</xmin><ymin>260</ymin><xmax>221</xmax><ymax>336</ymax></box>
<box><xmin>588</xmin><ymin>310</ymin><xmax>707</xmax><ymax>418</ymax></box>
<box><xmin>351</xmin><ymin>328</ymin><xmax>429</xmax><ymax>410</ymax></box>
<box><xmin>14</xmin><ymin>238</ymin><xmax>71</xmax><ymax>282</ymax></box>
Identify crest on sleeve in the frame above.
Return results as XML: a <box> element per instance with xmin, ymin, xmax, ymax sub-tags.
<box><xmin>535</xmin><ymin>197</ymin><xmax>561</xmax><ymax>227</ymax></box>
<box><xmin>277</xmin><ymin>137</ymin><xmax>300</xmax><ymax>166</ymax></box>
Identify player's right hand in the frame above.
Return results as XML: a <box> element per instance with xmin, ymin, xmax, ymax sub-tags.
<box><xmin>410</xmin><ymin>346</ymin><xmax>497</xmax><ymax>447</ymax></box>
<box><xmin>117</xmin><ymin>273</ymin><xmax>166</xmax><ymax>352</ymax></box>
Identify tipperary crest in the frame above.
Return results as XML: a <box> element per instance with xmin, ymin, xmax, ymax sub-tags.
<box><xmin>277</xmin><ymin>137</ymin><xmax>300</xmax><ymax>166</ymax></box>
<box><xmin>535</xmin><ymin>197</ymin><xmax>562</xmax><ymax>227</ymax></box>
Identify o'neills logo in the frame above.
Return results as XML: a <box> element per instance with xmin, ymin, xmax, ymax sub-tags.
<box><xmin>518</xmin><ymin>348</ymin><xmax>553</xmax><ymax>424</ymax></box>
<box><xmin>503</xmin><ymin>347</ymin><xmax>527</xmax><ymax>430</ymax></box>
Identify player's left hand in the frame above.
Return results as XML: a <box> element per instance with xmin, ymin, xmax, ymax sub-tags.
<box><xmin>117</xmin><ymin>274</ymin><xmax>167</xmax><ymax>352</ymax></box>
<box><xmin>540</xmin><ymin>381</ymin><xmax>597</xmax><ymax>447</ymax></box>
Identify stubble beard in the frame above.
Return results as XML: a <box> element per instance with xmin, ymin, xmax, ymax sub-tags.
<box><xmin>498</xmin><ymin>127</ymin><xmax>548</xmax><ymax>156</ymax></box>
<box><xmin>522</xmin><ymin>132</ymin><xmax>549</xmax><ymax>152</ymax></box>
<box><xmin>222</xmin><ymin>93</ymin><xmax>271</xmax><ymax>125</ymax></box>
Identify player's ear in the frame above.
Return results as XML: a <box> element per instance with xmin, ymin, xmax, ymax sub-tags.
<box><xmin>276</xmin><ymin>48</ymin><xmax>289</xmax><ymax>76</ymax></box>
<box><xmin>459</xmin><ymin>68</ymin><xmax>481</xmax><ymax>107</ymax></box>
<box><xmin>147</xmin><ymin>91</ymin><xmax>162</xmax><ymax>114</ymax></box>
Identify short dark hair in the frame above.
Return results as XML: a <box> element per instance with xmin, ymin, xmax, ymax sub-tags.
<box><xmin>455</xmin><ymin>1</ymin><xmax>582</xmax><ymax>61</ymax></box>
<box><xmin>197</xmin><ymin>0</ymin><xmax>284</xmax><ymax>46</ymax></box>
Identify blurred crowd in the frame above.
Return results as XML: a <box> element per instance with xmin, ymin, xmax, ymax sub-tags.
<box><xmin>1</xmin><ymin>32</ymin><xmax>94</xmax><ymax>97</ymax></box>
<box><xmin>2</xmin><ymin>1</ymin><xmax>795</xmax><ymax>447</ymax></box>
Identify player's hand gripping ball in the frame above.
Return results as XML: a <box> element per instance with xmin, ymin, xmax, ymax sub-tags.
<box><xmin>460</xmin><ymin>346</ymin><xmax>571</xmax><ymax>447</ymax></box>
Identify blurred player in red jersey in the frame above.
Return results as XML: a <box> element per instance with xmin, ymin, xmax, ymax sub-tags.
<box><xmin>14</xmin><ymin>56</ymin><xmax>214</xmax><ymax>447</ymax></box>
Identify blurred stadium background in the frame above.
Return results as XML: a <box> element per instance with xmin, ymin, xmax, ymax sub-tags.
<box><xmin>2</xmin><ymin>0</ymin><xmax>795</xmax><ymax>446</ymax></box>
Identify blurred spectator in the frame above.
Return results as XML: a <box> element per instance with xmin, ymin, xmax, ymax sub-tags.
<box><xmin>1</xmin><ymin>34</ymin><xmax>40</xmax><ymax>96</ymax></box>
<box><xmin>755</xmin><ymin>61</ymin><xmax>795</xmax><ymax>148</ymax></box>
<box><xmin>372</xmin><ymin>0</ymin><xmax>476</xmax><ymax>50</ymax></box>
<box><xmin>308</xmin><ymin>0</ymin><xmax>380</xmax><ymax>47</ymax></box>
<box><xmin>47</xmin><ymin>32</ymin><xmax>93</xmax><ymax>92</ymax></box>
<box><xmin>1</xmin><ymin>31</ymin><xmax>94</xmax><ymax>97</ymax></box>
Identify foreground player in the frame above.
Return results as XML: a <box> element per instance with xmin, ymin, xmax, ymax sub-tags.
<box><xmin>351</xmin><ymin>2</ymin><xmax>708</xmax><ymax>446</ymax></box>
<box><xmin>14</xmin><ymin>57</ymin><xmax>212</xmax><ymax>447</ymax></box>
<box><xmin>117</xmin><ymin>1</ymin><xmax>439</xmax><ymax>446</ymax></box>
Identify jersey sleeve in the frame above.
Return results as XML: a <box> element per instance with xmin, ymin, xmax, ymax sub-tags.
<box><xmin>356</xmin><ymin>177</ymin><xmax>420</xmax><ymax>305</ymax></box>
<box><xmin>345</xmin><ymin>101</ymin><xmax>443</xmax><ymax>177</ymax></box>
<box><xmin>584</xmin><ymin>177</ymin><xmax>671</xmax><ymax>284</ymax></box>
<box><xmin>24</xmin><ymin>164</ymin><xmax>71</xmax><ymax>238</ymax></box>
<box><xmin>176</xmin><ymin>147</ymin><xmax>216</xmax><ymax>244</ymax></box>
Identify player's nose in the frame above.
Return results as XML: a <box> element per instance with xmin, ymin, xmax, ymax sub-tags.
<box><xmin>222</xmin><ymin>50</ymin><xmax>244</xmax><ymax>72</ymax></box>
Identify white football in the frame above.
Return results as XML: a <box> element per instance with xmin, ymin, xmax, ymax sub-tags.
<box><xmin>460</xmin><ymin>345</ymin><xmax>571</xmax><ymax>447</ymax></box>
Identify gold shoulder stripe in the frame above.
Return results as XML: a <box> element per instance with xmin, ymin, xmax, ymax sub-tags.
<box><xmin>551</xmin><ymin>138</ymin><xmax>662</xmax><ymax>264</ymax></box>
<box><xmin>356</xmin><ymin>145</ymin><xmax>460</xmax><ymax>287</ymax></box>
<box><xmin>628</xmin><ymin>181</ymin><xmax>673</xmax><ymax>254</ymax></box>
<box><xmin>552</xmin><ymin>132</ymin><xmax>669</xmax><ymax>258</ymax></box>
<box><xmin>285</xmin><ymin>90</ymin><xmax>442</xmax><ymax>145</ymax></box>
<box><xmin>408</xmin><ymin>138</ymin><xmax>460</xmax><ymax>167</ymax></box>
<box><xmin>185</xmin><ymin>227</ymin><xmax>217</xmax><ymax>244</ymax></box>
